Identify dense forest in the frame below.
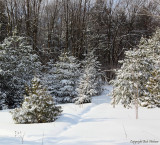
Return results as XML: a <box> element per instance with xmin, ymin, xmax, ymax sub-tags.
<box><xmin>1</xmin><ymin>0</ymin><xmax>159</xmax><ymax>77</ymax></box>
<box><xmin>0</xmin><ymin>0</ymin><xmax>160</xmax><ymax>110</ymax></box>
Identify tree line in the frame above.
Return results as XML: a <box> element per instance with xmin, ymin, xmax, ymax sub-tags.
<box><xmin>0</xmin><ymin>0</ymin><xmax>160</xmax><ymax>79</ymax></box>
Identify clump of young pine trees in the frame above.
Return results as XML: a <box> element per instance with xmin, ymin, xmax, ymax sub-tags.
<box><xmin>43</xmin><ymin>50</ymin><xmax>104</xmax><ymax>104</ymax></box>
<box><xmin>111</xmin><ymin>29</ymin><xmax>160</xmax><ymax>110</ymax></box>
<box><xmin>0</xmin><ymin>29</ymin><xmax>41</xmax><ymax>110</ymax></box>
<box><xmin>11</xmin><ymin>77</ymin><xmax>62</xmax><ymax>124</ymax></box>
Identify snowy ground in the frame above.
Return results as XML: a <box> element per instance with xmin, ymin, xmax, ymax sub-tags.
<box><xmin>0</xmin><ymin>86</ymin><xmax>160</xmax><ymax>145</ymax></box>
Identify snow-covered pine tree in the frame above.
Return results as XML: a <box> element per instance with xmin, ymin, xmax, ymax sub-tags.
<box><xmin>52</xmin><ymin>52</ymin><xmax>80</xmax><ymax>103</ymax></box>
<box><xmin>111</xmin><ymin>49</ymin><xmax>147</xmax><ymax>108</ymax></box>
<box><xmin>11</xmin><ymin>76</ymin><xmax>62</xmax><ymax>124</ymax></box>
<box><xmin>41</xmin><ymin>59</ymin><xmax>56</xmax><ymax>95</ymax></box>
<box><xmin>0</xmin><ymin>88</ymin><xmax>7</xmax><ymax>110</ymax></box>
<box><xmin>145</xmin><ymin>29</ymin><xmax>160</xmax><ymax>107</ymax></box>
<box><xmin>75</xmin><ymin>50</ymin><xmax>103</xmax><ymax>104</ymax></box>
<box><xmin>111</xmin><ymin>28</ymin><xmax>160</xmax><ymax>109</ymax></box>
<box><xmin>0</xmin><ymin>29</ymin><xmax>41</xmax><ymax>109</ymax></box>
<box><xmin>146</xmin><ymin>69</ymin><xmax>160</xmax><ymax>107</ymax></box>
<box><xmin>0</xmin><ymin>62</ymin><xmax>5</xmax><ymax>110</ymax></box>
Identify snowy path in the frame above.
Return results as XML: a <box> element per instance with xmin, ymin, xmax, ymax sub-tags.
<box><xmin>0</xmin><ymin>86</ymin><xmax>160</xmax><ymax>145</ymax></box>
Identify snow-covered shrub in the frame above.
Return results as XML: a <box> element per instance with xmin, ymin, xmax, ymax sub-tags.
<box><xmin>111</xmin><ymin>28</ymin><xmax>160</xmax><ymax>108</ymax></box>
<box><xmin>0</xmin><ymin>29</ymin><xmax>41</xmax><ymax>109</ymax></box>
<box><xmin>49</xmin><ymin>52</ymin><xmax>80</xmax><ymax>103</ymax></box>
<box><xmin>11</xmin><ymin>77</ymin><xmax>62</xmax><ymax>124</ymax></box>
<box><xmin>75</xmin><ymin>50</ymin><xmax>103</xmax><ymax>104</ymax></box>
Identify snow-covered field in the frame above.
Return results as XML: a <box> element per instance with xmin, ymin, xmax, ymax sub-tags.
<box><xmin>0</xmin><ymin>86</ymin><xmax>160</xmax><ymax>145</ymax></box>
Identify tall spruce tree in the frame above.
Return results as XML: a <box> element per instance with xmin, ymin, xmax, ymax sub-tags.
<box><xmin>75</xmin><ymin>50</ymin><xmax>103</xmax><ymax>104</ymax></box>
<box><xmin>145</xmin><ymin>29</ymin><xmax>160</xmax><ymax>107</ymax></box>
<box><xmin>0</xmin><ymin>29</ymin><xmax>41</xmax><ymax>109</ymax></box>
<box><xmin>51</xmin><ymin>52</ymin><xmax>80</xmax><ymax>103</ymax></box>
<box><xmin>11</xmin><ymin>77</ymin><xmax>62</xmax><ymax>124</ymax></box>
<box><xmin>111</xmin><ymin>28</ymin><xmax>160</xmax><ymax>109</ymax></box>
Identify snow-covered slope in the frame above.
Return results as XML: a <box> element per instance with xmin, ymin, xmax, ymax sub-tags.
<box><xmin>0</xmin><ymin>85</ymin><xmax>160</xmax><ymax>145</ymax></box>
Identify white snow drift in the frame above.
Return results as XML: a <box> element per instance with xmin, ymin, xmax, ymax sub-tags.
<box><xmin>0</xmin><ymin>86</ymin><xmax>160</xmax><ymax>145</ymax></box>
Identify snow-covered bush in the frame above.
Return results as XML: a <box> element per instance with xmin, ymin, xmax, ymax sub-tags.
<box><xmin>111</xmin><ymin>28</ymin><xmax>160</xmax><ymax>108</ymax></box>
<box><xmin>0</xmin><ymin>29</ymin><xmax>41</xmax><ymax>109</ymax></box>
<box><xmin>75</xmin><ymin>50</ymin><xmax>103</xmax><ymax>104</ymax></box>
<box><xmin>46</xmin><ymin>52</ymin><xmax>80</xmax><ymax>103</ymax></box>
<box><xmin>11</xmin><ymin>77</ymin><xmax>62</xmax><ymax>124</ymax></box>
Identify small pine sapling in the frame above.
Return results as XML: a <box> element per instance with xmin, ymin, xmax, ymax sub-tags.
<box><xmin>11</xmin><ymin>76</ymin><xmax>62</xmax><ymax>124</ymax></box>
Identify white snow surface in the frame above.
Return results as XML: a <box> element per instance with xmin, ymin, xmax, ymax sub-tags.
<box><xmin>0</xmin><ymin>85</ymin><xmax>160</xmax><ymax>145</ymax></box>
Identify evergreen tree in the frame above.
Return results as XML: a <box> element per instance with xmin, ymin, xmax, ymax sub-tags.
<box><xmin>75</xmin><ymin>50</ymin><xmax>103</xmax><ymax>104</ymax></box>
<box><xmin>51</xmin><ymin>52</ymin><xmax>80</xmax><ymax>103</ymax></box>
<box><xmin>0</xmin><ymin>29</ymin><xmax>41</xmax><ymax>109</ymax></box>
<box><xmin>0</xmin><ymin>85</ymin><xmax>7</xmax><ymax>110</ymax></box>
<box><xmin>145</xmin><ymin>29</ymin><xmax>160</xmax><ymax>107</ymax></box>
<box><xmin>41</xmin><ymin>59</ymin><xmax>56</xmax><ymax>95</ymax></box>
<box><xmin>11</xmin><ymin>77</ymin><xmax>62</xmax><ymax>124</ymax></box>
<box><xmin>111</xmin><ymin>28</ymin><xmax>160</xmax><ymax>108</ymax></box>
<box><xmin>146</xmin><ymin>69</ymin><xmax>160</xmax><ymax>107</ymax></box>
<box><xmin>111</xmin><ymin>48</ymin><xmax>151</xmax><ymax>108</ymax></box>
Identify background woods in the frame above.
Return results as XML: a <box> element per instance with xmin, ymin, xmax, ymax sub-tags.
<box><xmin>0</xmin><ymin>0</ymin><xmax>160</xmax><ymax>79</ymax></box>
